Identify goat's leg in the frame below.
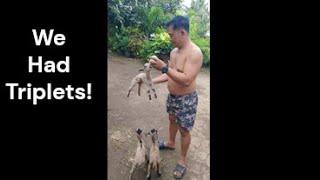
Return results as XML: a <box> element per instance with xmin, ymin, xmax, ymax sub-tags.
<box><xmin>129</xmin><ymin>163</ymin><xmax>136</xmax><ymax>180</ymax></box>
<box><xmin>146</xmin><ymin>163</ymin><xmax>151</xmax><ymax>180</ymax></box>
<box><xmin>150</xmin><ymin>83</ymin><xmax>157</xmax><ymax>99</ymax></box>
<box><xmin>145</xmin><ymin>162</ymin><xmax>148</xmax><ymax>173</ymax></box>
<box><xmin>138</xmin><ymin>81</ymin><xmax>142</xmax><ymax>96</ymax></box>
<box><xmin>143</xmin><ymin>81</ymin><xmax>152</xmax><ymax>100</ymax></box>
<box><xmin>145</xmin><ymin>154</ymin><xmax>149</xmax><ymax>172</ymax></box>
<box><xmin>153</xmin><ymin>89</ymin><xmax>157</xmax><ymax>99</ymax></box>
<box><xmin>157</xmin><ymin>162</ymin><xmax>161</xmax><ymax>177</ymax></box>
<box><xmin>145</xmin><ymin>81</ymin><xmax>153</xmax><ymax>100</ymax></box>
<box><xmin>147</xmin><ymin>89</ymin><xmax>151</xmax><ymax>100</ymax></box>
<box><xmin>141</xmin><ymin>78</ymin><xmax>152</xmax><ymax>100</ymax></box>
<box><xmin>127</xmin><ymin>78</ymin><xmax>138</xmax><ymax>97</ymax></box>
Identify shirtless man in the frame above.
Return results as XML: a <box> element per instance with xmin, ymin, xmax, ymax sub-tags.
<box><xmin>149</xmin><ymin>16</ymin><xmax>203</xmax><ymax>179</ymax></box>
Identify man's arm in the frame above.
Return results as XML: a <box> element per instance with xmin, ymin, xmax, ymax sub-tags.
<box><xmin>166</xmin><ymin>51</ymin><xmax>203</xmax><ymax>87</ymax></box>
<box><xmin>152</xmin><ymin>73</ymin><xmax>168</xmax><ymax>84</ymax></box>
<box><xmin>151</xmin><ymin>52</ymin><xmax>173</xmax><ymax>84</ymax></box>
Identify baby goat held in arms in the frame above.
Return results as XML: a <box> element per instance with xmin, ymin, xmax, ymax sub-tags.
<box><xmin>127</xmin><ymin>62</ymin><xmax>157</xmax><ymax>100</ymax></box>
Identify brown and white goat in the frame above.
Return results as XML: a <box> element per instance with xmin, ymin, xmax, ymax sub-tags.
<box><xmin>127</xmin><ymin>62</ymin><xmax>157</xmax><ymax>100</ymax></box>
<box><xmin>146</xmin><ymin>129</ymin><xmax>161</xmax><ymax>179</ymax></box>
<box><xmin>129</xmin><ymin>128</ymin><xmax>149</xmax><ymax>180</ymax></box>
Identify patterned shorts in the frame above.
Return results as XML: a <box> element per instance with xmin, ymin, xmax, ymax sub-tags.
<box><xmin>166</xmin><ymin>91</ymin><xmax>198</xmax><ymax>131</ymax></box>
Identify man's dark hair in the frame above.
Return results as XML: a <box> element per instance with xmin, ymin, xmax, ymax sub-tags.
<box><xmin>166</xmin><ymin>16</ymin><xmax>189</xmax><ymax>33</ymax></box>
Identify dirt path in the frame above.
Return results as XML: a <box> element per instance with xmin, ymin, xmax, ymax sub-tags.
<box><xmin>107</xmin><ymin>54</ymin><xmax>210</xmax><ymax>180</ymax></box>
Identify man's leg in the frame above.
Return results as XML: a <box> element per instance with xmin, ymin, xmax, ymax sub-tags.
<box><xmin>173</xmin><ymin>126</ymin><xmax>191</xmax><ymax>177</ymax></box>
<box><xmin>173</xmin><ymin>92</ymin><xmax>197</xmax><ymax>177</ymax></box>
<box><xmin>179</xmin><ymin>126</ymin><xmax>191</xmax><ymax>165</ymax></box>
<box><xmin>166</xmin><ymin>114</ymin><xmax>178</xmax><ymax>148</ymax></box>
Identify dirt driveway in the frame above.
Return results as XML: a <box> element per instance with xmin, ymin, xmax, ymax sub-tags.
<box><xmin>107</xmin><ymin>53</ymin><xmax>210</xmax><ymax>180</ymax></box>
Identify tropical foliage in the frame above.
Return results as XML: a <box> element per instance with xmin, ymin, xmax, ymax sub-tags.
<box><xmin>108</xmin><ymin>0</ymin><xmax>210</xmax><ymax>67</ymax></box>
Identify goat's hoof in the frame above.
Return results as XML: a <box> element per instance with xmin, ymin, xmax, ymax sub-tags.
<box><xmin>146</xmin><ymin>175</ymin><xmax>151</xmax><ymax>180</ymax></box>
<box><xmin>157</xmin><ymin>172</ymin><xmax>162</xmax><ymax>177</ymax></box>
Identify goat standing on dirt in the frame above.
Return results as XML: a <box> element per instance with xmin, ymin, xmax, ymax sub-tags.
<box><xmin>146</xmin><ymin>129</ymin><xmax>161</xmax><ymax>179</ymax></box>
<box><xmin>127</xmin><ymin>62</ymin><xmax>157</xmax><ymax>100</ymax></box>
<box><xmin>129</xmin><ymin>128</ymin><xmax>149</xmax><ymax>180</ymax></box>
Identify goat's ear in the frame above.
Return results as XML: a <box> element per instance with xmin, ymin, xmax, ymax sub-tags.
<box><xmin>151</xmin><ymin>129</ymin><xmax>156</xmax><ymax>133</ymax></box>
<box><xmin>138</xmin><ymin>69</ymin><xmax>144</xmax><ymax>72</ymax></box>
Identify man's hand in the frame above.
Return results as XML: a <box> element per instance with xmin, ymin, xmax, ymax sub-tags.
<box><xmin>149</xmin><ymin>55</ymin><xmax>166</xmax><ymax>71</ymax></box>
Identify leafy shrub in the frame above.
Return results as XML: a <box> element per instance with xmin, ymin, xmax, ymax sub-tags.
<box><xmin>138</xmin><ymin>28</ymin><xmax>172</xmax><ymax>62</ymax></box>
<box><xmin>125</xmin><ymin>27</ymin><xmax>145</xmax><ymax>57</ymax></box>
<box><xmin>107</xmin><ymin>29</ymin><xmax>129</xmax><ymax>54</ymax></box>
<box><xmin>143</xmin><ymin>7</ymin><xmax>171</xmax><ymax>36</ymax></box>
<box><xmin>107</xmin><ymin>0</ymin><xmax>210</xmax><ymax>67</ymax></box>
<box><xmin>188</xmin><ymin>8</ymin><xmax>210</xmax><ymax>67</ymax></box>
<box><xmin>108</xmin><ymin>27</ymin><xmax>145</xmax><ymax>57</ymax></box>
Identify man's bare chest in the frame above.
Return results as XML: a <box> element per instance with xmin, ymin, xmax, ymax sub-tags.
<box><xmin>170</xmin><ymin>54</ymin><xmax>187</xmax><ymax>73</ymax></box>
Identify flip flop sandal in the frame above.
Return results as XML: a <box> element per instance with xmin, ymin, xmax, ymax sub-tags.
<box><xmin>158</xmin><ymin>139</ymin><xmax>175</xmax><ymax>150</ymax></box>
<box><xmin>173</xmin><ymin>163</ymin><xmax>187</xmax><ymax>179</ymax></box>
